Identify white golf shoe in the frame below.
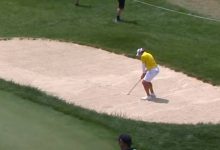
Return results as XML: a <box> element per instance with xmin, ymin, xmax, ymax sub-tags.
<box><xmin>141</xmin><ymin>94</ymin><xmax>156</xmax><ymax>100</ymax></box>
<box><xmin>141</xmin><ymin>96</ymin><xmax>152</xmax><ymax>100</ymax></box>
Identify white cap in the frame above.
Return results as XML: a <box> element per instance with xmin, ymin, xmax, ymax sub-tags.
<box><xmin>136</xmin><ymin>48</ymin><xmax>144</xmax><ymax>57</ymax></box>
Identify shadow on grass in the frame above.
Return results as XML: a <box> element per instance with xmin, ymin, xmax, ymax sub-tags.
<box><xmin>113</xmin><ymin>19</ymin><xmax>139</xmax><ymax>25</ymax></box>
<box><xmin>121</xmin><ymin>19</ymin><xmax>139</xmax><ymax>25</ymax></box>
<box><xmin>75</xmin><ymin>4</ymin><xmax>92</xmax><ymax>8</ymax></box>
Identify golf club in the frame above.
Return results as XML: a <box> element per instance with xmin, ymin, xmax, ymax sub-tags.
<box><xmin>127</xmin><ymin>78</ymin><xmax>142</xmax><ymax>95</ymax></box>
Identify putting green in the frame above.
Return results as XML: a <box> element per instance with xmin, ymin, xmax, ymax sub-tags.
<box><xmin>0</xmin><ymin>90</ymin><xmax>117</xmax><ymax>150</ymax></box>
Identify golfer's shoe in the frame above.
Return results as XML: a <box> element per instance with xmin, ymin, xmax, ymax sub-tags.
<box><xmin>141</xmin><ymin>96</ymin><xmax>152</xmax><ymax>100</ymax></box>
<box><xmin>114</xmin><ymin>17</ymin><xmax>123</xmax><ymax>23</ymax></box>
<box><xmin>114</xmin><ymin>19</ymin><xmax>120</xmax><ymax>23</ymax></box>
<box><xmin>114</xmin><ymin>18</ymin><xmax>118</xmax><ymax>23</ymax></box>
<box><xmin>150</xmin><ymin>94</ymin><xmax>156</xmax><ymax>99</ymax></box>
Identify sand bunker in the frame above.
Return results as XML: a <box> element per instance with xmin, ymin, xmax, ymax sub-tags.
<box><xmin>0</xmin><ymin>38</ymin><xmax>220</xmax><ymax>124</ymax></box>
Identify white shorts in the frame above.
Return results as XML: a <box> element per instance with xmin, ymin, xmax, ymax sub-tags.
<box><xmin>144</xmin><ymin>66</ymin><xmax>159</xmax><ymax>82</ymax></box>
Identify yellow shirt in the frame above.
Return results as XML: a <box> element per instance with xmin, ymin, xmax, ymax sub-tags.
<box><xmin>141</xmin><ymin>52</ymin><xmax>157</xmax><ymax>70</ymax></box>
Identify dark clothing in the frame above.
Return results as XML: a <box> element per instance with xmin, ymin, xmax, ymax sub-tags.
<box><xmin>75</xmin><ymin>0</ymin><xmax>79</xmax><ymax>5</ymax></box>
<box><xmin>118</xmin><ymin>134</ymin><xmax>136</xmax><ymax>150</ymax></box>
<box><xmin>118</xmin><ymin>0</ymin><xmax>125</xmax><ymax>9</ymax></box>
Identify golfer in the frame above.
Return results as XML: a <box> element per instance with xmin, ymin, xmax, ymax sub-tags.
<box><xmin>118</xmin><ymin>134</ymin><xmax>136</xmax><ymax>150</ymax></box>
<box><xmin>136</xmin><ymin>48</ymin><xmax>159</xmax><ymax>100</ymax></box>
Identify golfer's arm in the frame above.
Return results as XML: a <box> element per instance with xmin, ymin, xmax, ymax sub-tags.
<box><xmin>142</xmin><ymin>63</ymin><xmax>147</xmax><ymax>73</ymax></box>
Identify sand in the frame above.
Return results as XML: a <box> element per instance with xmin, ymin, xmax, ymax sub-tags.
<box><xmin>0</xmin><ymin>38</ymin><xmax>220</xmax><ymax>124</ymax></box>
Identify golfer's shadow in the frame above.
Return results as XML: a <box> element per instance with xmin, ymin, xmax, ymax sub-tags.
<box><xmin>149</xmin><ymin>98</ymin><xmax>169</xmax><ymax>104</ymax></box>
<box><xmin>121</xmin><ymin>19</ymin><xmax>138</xmax><ymax>25</ymax></box>
<box><xmin>75</xmin><ymin>4</ymin><xmax>92</xmax><ymax>8</ymax></box>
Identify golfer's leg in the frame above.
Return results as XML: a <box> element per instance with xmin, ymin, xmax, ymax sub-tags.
<box><xmin>146</xmin><ymin>67</ymin><xmax>159</xmax><ymax>95</ymax></box>
<box><xmin>142</xmin><ymin>80</ymin><xmax>150</xmax><ymax>96</ymax></box>
<box><xmin>149</xmin><ymin>82</ymin><xmax>154</xmax><ymax>94</ymax></box>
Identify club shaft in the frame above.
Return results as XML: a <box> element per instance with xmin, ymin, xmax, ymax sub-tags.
<box><xmin>127</xmin><ymin>79</ymin><xmax>141</xmax><ymax>95</ymax></box>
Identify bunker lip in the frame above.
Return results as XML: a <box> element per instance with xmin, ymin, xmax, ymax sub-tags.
<box><xmin>0</xmin><ymin>38</ymin><xmax>220</xmax><ymax>124</ymax></box>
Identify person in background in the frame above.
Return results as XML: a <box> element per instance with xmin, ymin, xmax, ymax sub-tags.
<box><xmin>116</xmin><ymin>0</ymin><xmax>126</xmax><ymax>22</ymax></box>
<box><xmin>118</xmin><ymin>134</ymin><xmax>136</xmax><ymax>150</ymax></box>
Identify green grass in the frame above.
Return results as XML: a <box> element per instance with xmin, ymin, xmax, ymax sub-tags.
<box><xmin>1</xmin><ymin>79</ymin><xmax>220</xmax><ymax>150</ymax></box>
<box><xmin>0</xmin><ymin>88</ymin><xmax>118</xmax><ymax>150</ymax></box>
<box><xmin>0</xmin><ymin>0</ymin><xmax>220</xmax><ymax>149</ymax></box>
<box><xmin>0</xmin><ymin>0</ymin><xmax>220</xmax><ymax>84</ymax></box>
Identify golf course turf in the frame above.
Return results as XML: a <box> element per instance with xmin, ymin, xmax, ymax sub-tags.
<box><xmin>0</xmin><ymin>89</ymin><xmax>117</xmax><ymax>150</ymax></box>
<box><xmin>0</xmin><ymin>0</ymin><xmax>220</xmax><ymax>150</ymax></box>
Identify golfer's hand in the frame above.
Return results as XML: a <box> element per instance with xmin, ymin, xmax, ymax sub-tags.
<box><xmin>141</xmin><ymin>73</ymin><xmax>146</xmax><ymax>79</ymax></box>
